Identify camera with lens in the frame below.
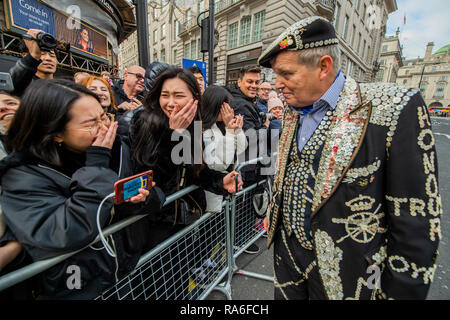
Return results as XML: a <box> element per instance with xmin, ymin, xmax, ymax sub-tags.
<box><xmin>22</xmin><ymin>32</ymin><xmax>70</xmax><ymax>52</ymax></box>
<box><xmin>260</xmin><ymin>112</ymin><xmax>276</xmax><ymax>121</ymax></box>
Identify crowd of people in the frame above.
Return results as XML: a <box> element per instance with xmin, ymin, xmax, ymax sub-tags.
<box><xmin>0</xmin><ymin>27</ymin><xmax>282</xmax><ymax>299</ymax></box>
<box><xmin>0</xmin><ymin>14</ymin><xmax>443</xmax><ymax>301</ymax></box>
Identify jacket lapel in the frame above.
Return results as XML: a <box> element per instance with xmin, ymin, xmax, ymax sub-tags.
<box><xmin>267</xmin><ymin>107</ymin><xmax>298</xmax><ymax>243</ymax></box>
<box><xmin>310</xmin><ymin>77</ymin><xmax>372</xmax><ymax>218</ymax></box>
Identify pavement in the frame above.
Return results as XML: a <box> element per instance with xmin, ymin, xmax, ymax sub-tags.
<box><xmin>206</xmin><ymin>116</ymin><xmax>450</xmax><ymax>301</ymax></box>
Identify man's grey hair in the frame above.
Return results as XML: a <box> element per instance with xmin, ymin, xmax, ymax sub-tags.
<box><xmin>296</xmin><ymin>44</ymin><xmax>341</xmax><ymax>72</ymax></box>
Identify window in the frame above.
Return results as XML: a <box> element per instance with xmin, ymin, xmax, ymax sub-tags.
<box><xmin>153</xmin><ymin>52</ymin><xmax>158</xmax><ymax>62</ymax></box>
<box><xmin>240</xmin><ymin>16</ymin><xmax>251</xmax><ymax>46</ymax></box>
<box><xmin>362</xmin><ymin>40</ymin><xmax>367</xmax><ymax>59</ymax></box>
<box><xmin>173</xmin><ymin>49</ymin><xmax>178</xmax><ymax>65</ymax></box>
<box><xmin>153</xmin><ymin>29</ymin><xmax>158</xmax><ymax>43</ymax></box>
<box><xmin>363</xmin><ymin>4</ymin><xmax>367</xmax><ymax>20</ymax></box>
<box><xmin>253</xmin><ymin>10</ymin><xmax>265</xmax><ymax>42</ymax></box>
<box><xmin>357</xmin><ymin>32</ymin><xmax>362</xmax><ymax>54</ymax></box>
<box><xmin>346</xmin><ymin>59</ymin><xmax>353</xmax><ymax>76</ymax></box>
<box><xmin>161</xmin><ymin>24</ymin><xmax>166</xmax><ymax>39</ymax></box>
<box><xmin>334</xmin><ymin>3</ymin><xmax>341</xmax><ymax>29</ymax></box>
<box><xmin>186</xmin><ymin>9</ymin><xmax>192</xmax><ymax>25</ymax></box>
<box><xmin>184</xmin><ymin>42</ymin><xmax>190</xmax><ymax>59</ymax></box>
<box><xmin>228</xmin><ymin>22</ymin><xmax>238</xmax><ymax>49</ymax></box>
<box><xmin>191</xmin><ymin>40</ymin><xmax>197</xmax><ymax>60</ymax></box>
<box><xmin>161</xmin><ymin>48</ymin><xmax>166</xmax><ymax>63</ymax></box>
<box><xmin>197</xmin><ymin>38</ymin><xmax>201</xmax><ymax>59</ymax></box>
<box><xmin>343</xmin><ymin>15</ymin><xmax>349</xmax><ymax>41</ymax></box>
<box><xmin>434</xmin><ymin>83</ymin><xmax>446</xmax><ymax>99</ymax></box>
<box><xmin>174</xmin><ymin>20</ymin><xmax>180</xmax><ymax>39</ymax></box>
<box><xmin>351</xmin><ymin>25</ymin><xmax>356</xmax><ymax>46</ymax></box>
<box><xmin>403</xmin><ymin>79</ymin><xmax>408</xmax><ymax>84</ymax></box>
<box><xmin>375</xmin><ymin>69</ymin><xmax>384</xmax><ymax>82</ymax></box>
<box><xmin>214</xmin><ymin>0</ymin><xmax>221</xmax><ymax>13</ymax></box>
<box><xmin>420</xmin><ymin>82</ymin><xmax>427</xmax><ymax>97</ymax></box>
<box><xmin>382</xmin><ymin>45</ymin><xmax>388</xmax><ymax>52</ymax></box>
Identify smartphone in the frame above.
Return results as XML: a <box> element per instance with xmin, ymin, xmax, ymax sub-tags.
<box><xmin>114</xmin><ymin>170</ymin><xmax>153</xmax><ymax>204</ymax></box>
<box><xmin>0</xmin><ymin>72</ymin><xmax>14</xmax><ymax>92</ymax></box>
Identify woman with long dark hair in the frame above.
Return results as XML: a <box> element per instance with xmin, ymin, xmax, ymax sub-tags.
<box><xmin>129</xmin><ymin>68</ymin><xmax>242</xmax><ymax>247</ymax></box>
<box><xmin>0</xmin><ymin>79</ymin><xmax>165</xmax><ymax>299</ymax></box>
<box><xmin>201</xmin><ymin>85</ymin><xmax>246</xmax><ymax>212</ymax></box>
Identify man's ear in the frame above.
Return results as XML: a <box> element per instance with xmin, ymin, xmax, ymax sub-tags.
<box><xmin>319</xmin><ymin>55</ymin><xmax>333</xmax><ymax>81</ymax></box>
<box><xmin>237</xmin><ymin>77</ymin><xmax>242</xmax><ymax>88</ymax></box>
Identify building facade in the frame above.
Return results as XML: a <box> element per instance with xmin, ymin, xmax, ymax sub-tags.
<box><xmin>376</xmin><ymin>29</ymin><xmax>403</xmax><ymax>83</ymax></box>
<box><xmin>119</xmin><ymin>0</ymin><xmax>398</xmax><ymax>85</ymax></box>
<box><xmin>396</xmin><ymin>42</ymin><xmax>450</xmax><ymax>108</ymax></box>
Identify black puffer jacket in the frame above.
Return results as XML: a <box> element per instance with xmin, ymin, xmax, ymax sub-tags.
<box><xmin>0</xmin><ymin>137</ymin><xmax>165</xmax><ymax>299</ymax></box>
<box><xmin>225</xmin><ymin>86</ymin><xmax>268</xmax><ymax>184</ymax></box>
<box><xmin>129</xmin><ymin>109</ymin><xmax>227</xmax><ymax>225</ymax></box>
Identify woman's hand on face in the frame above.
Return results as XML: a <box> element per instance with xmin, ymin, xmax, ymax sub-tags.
<box><xmin>169</xmin><ymin>99</ymin><xmax>198</xmax><ymax>131</ymax></box>
<box><xmin>125</xmin><ymin>182</ymin><xmax>155</xmax><ymax>203</ymax></box>
<box><xmin>223</xmin><ymin>171</ymin><xmax>243</xmax><ymax>194</ymax></box>
<box><xmin>226</xmin><ymin>114</ymin><xmax>244</xmax><ymax>133</ymax></box>
<box><xmin>220</xmin><ymin>102</ymin><xmax>235</xmax><ymax>129</ymax></box>
<box><xmin>92</xmin><ymin>121</ymin><xmax>117</xmax><ymax>149</ymax></box>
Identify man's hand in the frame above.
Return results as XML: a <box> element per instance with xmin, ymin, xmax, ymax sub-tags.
<box><xmin>23</xmin><ymin>29</ymin><xmax>44</xmax><ymax>60</ymax></box>
<box><xmin>117</xmin><ymin>98</ymin><xmax>142</xmax><ymax>111</ymax></box>
<box><xmin>263</xmin><ymin>217</ymin><xmax>269</xmax><ymax>233</ymax></box>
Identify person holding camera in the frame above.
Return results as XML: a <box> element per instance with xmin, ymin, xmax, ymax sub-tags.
<box><xmin>9</xmin><ymin>29</ymin><xmax>57</xmax><ymax>97</ymax></box>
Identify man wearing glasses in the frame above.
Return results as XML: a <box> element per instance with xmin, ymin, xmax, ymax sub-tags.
<box><xmin>256</xmin><ymin>82</ymin><xmax>272</xmax><ymax>114</ymax></box>
<box><xmin>112</xmin><ymin>65</ymin><xmax>146</xmax><ymax>120</ymax></box>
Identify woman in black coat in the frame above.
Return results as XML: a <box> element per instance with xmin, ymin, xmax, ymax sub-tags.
<box><xmin>129</xmin><ymin>67</ymin><xmax>243</xmax><ymax>249</ymax></box>
<box><xmin>0</xmin><ymin>79</ymin><xmax>165</xmax><ymax>299</ymax></box>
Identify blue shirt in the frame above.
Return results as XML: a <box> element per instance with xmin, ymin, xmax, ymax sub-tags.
<box><xmin>290</xmin><ymin>70</ymin><xmax>345</xmax><ymax>152</ymax></box>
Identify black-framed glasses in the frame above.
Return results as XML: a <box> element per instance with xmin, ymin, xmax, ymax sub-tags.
<box><xmin>127</xmin><ymin>72</ymin><xmax>145</xmax><ymax>81</ymax></box>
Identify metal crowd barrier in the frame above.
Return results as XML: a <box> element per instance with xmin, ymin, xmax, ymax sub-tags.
<box><xmin>0</xmin><ymin>157</ymin><xmax>275</xmax><ymax>300</ymax></box>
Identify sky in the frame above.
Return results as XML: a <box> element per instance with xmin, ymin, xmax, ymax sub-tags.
<box><xmin>386</xmin><ymin>0</ymin><xmax>450</xmax><ymax>60</ymax></box>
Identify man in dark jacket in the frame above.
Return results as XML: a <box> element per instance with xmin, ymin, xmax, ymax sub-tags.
<box><xmin>226</xmin><ymin>65</ymin><xmax>270</xmax><ymax>254</ymax></box>
<box><xmin>226</xmin><ymin>65</ymin><xmax>270</xmax><ymax>185</ymax></box>
<box><xmin>9</xmin><ymin>29</ymin><xmax>57</xmax><ymax>97</ymax></box>
<box><xmin>111</xmin><ymin>65</ymin><xmax>146</xmax><ymax>120</ymax></box>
